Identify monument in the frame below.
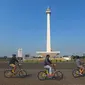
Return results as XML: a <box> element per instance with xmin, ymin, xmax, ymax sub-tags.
<box><xmin>17</xmin><ymin>48</ymin><xmax>23</xmax><ymax>61</ymax></box>
<box><xmin>36</xmin><ymin>7</ymin><xmax>60</xmax><ymax>57</ymax></box>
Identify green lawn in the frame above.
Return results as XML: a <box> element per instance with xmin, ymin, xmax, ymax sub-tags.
<box><xmin>23</xmin><ymin>59</ymin><xmax>74</xmax><ymax>63</ymax></box>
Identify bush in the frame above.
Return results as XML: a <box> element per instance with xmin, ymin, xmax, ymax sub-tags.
<box><xmin>59</xmin><ymin>60</ymin><xmax>62</xmax><ymax>62</ymax></box>
<box><xmin>56</xmin><ymin>60</ymin><xmax>57</xmax><ymax>62</ymax></box>
<box><xmin>66</xmin><ymin>60</ymin><xmax>68</xmax><ymax>62</ymax></box>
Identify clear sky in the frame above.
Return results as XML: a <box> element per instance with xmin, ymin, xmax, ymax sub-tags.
<box><xmin>0</xmin><ymin>0</ymin><xmax>85</xmax><ymax>56</ymax></box>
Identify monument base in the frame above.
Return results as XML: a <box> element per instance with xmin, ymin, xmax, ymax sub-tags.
<box><xmin>36</xmin><ymin>51</ymin><xmax>60</xmax><ymax>57</ymax></box>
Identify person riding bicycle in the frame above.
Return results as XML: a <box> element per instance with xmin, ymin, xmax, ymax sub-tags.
<box><xmin>44</xmin><ymin>55</ymin><xmax>54</xmax><ymax>77</ymax></box>
<box><xmin>76</xmin><ymin>56</ymin><xmax>85</xmax><ymax>75</ymax></box>
<box><xmin>9</xmin><ymin>54</ymin><xmax>19</xmax><ymax>73</ymax></box>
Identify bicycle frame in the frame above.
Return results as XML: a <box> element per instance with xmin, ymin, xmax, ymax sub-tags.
<box><xmin>45</xmin><ymin>69</ymin><xmax>49</xmax><ymax>74</ymax></box>
<box><xmin>79</xmin><ymin>68</ymin><xmax>85</xmax><ymax>74</ymax></box>
<box><xmin>11</xmin><ymin>64</ymin><xmax>22</xmax><ymax>75</ymax></box>
<box><xmin>78</xmin><ymin>64</ymin><xmax>85</xmax><ymax>74</ymax></box>
<box><xmin>44</xmin><ymin>64</ymin><xmax>57</xmax><ymax>75</ymax></box>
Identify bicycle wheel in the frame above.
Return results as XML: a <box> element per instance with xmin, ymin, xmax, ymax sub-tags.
<box><xmin>72</xmin><ymin>69</ymin><xmax>80</xmax><ymax>78</ymax></box>
<box><xmin>19</xmin><ymin>70</ymin><xmax>27</xmax><ymax>78</ymax></box>
<box><xmin>54</xmin><ymin>71</ymin><xmax>63</xmax><ymax>80</ymax></box>
<box><xmin>37</xmin><ymin>71</ymin><xmax>47</xmax><ymax>80</ymax></box>
<box><xmin>4</xmin><ymin>69</ymin><xmax>13</xmax><ymax>78</ymax></box>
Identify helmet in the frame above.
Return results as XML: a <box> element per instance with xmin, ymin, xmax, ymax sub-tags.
<box><xmin>12</xmin><ymin>54</ymin><xmax>16</xmax><ymax>58</ymax></box>
<box><xmin>46</xmin><ymin>55</ymin><xmax>50</xmax><ymax>58</ymax></box>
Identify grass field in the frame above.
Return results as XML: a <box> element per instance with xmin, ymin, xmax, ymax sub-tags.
<box><xmin>0</xmin><ymin>57</ymin><xmax>85</xmax><ymax>64</ymax></box>
<box><xmin>23</xmin><ymin>58</ymin><xmax>74</xmax><ymax>63</ymax></box>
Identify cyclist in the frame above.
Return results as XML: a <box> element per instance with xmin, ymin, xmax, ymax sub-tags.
<box><xmin>44</xmin><ymin>55</ymin><xmax>54</xmax><ymax>77</ymax></box>
<box><xmin>9</xmin><ymin>54</ymin><xmax>19</xmax><ymax>73</ymax></box>
<box><xmin>76</xmin><ymin>56</ymin><xmax>85</xmax><ymax>75</ymax></box>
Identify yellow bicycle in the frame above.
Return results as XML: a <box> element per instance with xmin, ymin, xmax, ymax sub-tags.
<box><xmin>72</xmin><ymin>64</ymin><xmax>85</xmax><ymax>78</ymax></box>
<box><xmin>37</xmin><ymin>64</ymin><xmax>63</xmax><ymax>80</ymax></box>
<box><xmin>4</xmin><ymin>64</ymin><xmax>27</xmax><ymax>78</ymax></box>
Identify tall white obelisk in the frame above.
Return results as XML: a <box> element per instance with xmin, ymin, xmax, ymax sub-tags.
<box><xmin>46</xmin><ymin>7</ymin><xmax>51</xmax><ymax>52</ymax></box>
<box><xmin>36</xmin><ymin>7</ymin><xmax>60</xmax><ymax>57</ymax></box>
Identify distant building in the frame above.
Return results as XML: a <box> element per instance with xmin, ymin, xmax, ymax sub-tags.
<box><xmin>83</xmin><ymin>53</ymin><xmax>85</xmax><ymax>56</ymax></box>
<box><xmin>63</xmin><ymin>55</ymin><xmax>71</xmax><ymax>60</ymax></box>
<box><xmin>18</xmin><ymin>48</ymin><xmax>22</xmax><ymax>57</ymax></box>
<box><xmin>17</xmin><ymin>48</ymin><xmax>23</xmax><ymax>61</ymax></box>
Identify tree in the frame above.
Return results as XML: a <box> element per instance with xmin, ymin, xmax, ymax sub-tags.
<box><xmin>82</xmin><ymin>56</ymin><xmax>85</xmax><ymax>59</ymax></box>
<box><xmin>25</xmin><ymin>54</ymin><xmax>30</xmax><ymax>59</ymax></box>
<box><xmin>25</xmin><ymin>54</ymin><xmax>30</xmax><ymax>57</ymax></box>
<box><xmin>71</xmin><ymin>55</ymin><xmax>75</xmax><ymax>59</ymax></box>
<box><xmin>4</xmin><ymin>56</ymin><xmax>7</xmax><ymax>59</ymax></box>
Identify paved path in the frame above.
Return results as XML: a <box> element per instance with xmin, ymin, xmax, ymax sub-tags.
<box><xmin>0</xmin><ymin>69</ymin><xmax>85</xmax><ymax>85</ymax></box>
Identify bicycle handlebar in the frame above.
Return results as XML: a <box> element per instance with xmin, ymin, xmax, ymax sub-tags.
<box><xmin>51</xmin><ymin>64</ymin><xmax>56</xmax><ymax>69</ymax></box>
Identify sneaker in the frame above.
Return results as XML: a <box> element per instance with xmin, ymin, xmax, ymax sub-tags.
<box><xmin>79</xmin><ymin>73</ymin><xmax>83</xmax><ymax>75</ymax></box>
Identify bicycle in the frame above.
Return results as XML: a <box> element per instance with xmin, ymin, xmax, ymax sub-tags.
<box><xmin>37</xmin><ymin>64</ymin><xmax>63</xmax><ymax>80</ymax></box>
<box><xmin>72</xmin><ymin>64</ymin><xmax>85</xmax><ymax>78</ymax></box>
<box><xmin>4</xmin><ymin>63</ymin><xmax>27</xmax><ymax>78</ymax></box>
